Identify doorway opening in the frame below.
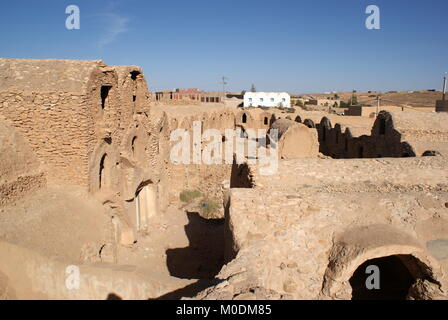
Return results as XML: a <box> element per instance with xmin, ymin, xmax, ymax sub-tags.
<box><xmin>135</xmin><ymin>184</ymin><xmax>158</xmax><ymax>231</ymax></box>
<box><xmin>349</xmin><ymin>255</ymin><xmax>425</xmax><ymax>300</ymax></box>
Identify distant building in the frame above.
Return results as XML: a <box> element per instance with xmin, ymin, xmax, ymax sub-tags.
<box><xmin>243</xmin><ymin>92</ymin><xmax>291</xmax><ymax>108</ymax></box>
<box><xmin>306</xmin><ymin>98</ymin><xmax>341</xmax><ymax>107</ymax></box>
<box><xmin>153</xmin><ymin>88</ymin><xmax>222</xmax><ymax>103</ymax></box>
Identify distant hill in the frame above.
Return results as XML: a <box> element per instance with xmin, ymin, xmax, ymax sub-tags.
<box><xmin>293</xmin><ymin>90</ymin><xmax>442</xmax><ymax>108</ymax></box>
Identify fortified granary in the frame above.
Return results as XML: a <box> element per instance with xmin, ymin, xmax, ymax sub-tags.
<box><xmin>1</xmin><ymin>58</ymin><xmax>448</xmax><ymax>300</ymax></box>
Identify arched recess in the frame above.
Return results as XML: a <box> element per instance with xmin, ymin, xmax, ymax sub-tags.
<box><xmin>99</xmin><ymin>154</ymin><xmax>109</xmax><ymax>189</ymax></box>
<box><xmin>121</xmin><ymin>121</ymin><xmax>149</xmax><ymax>165</ymax></box>
<box><xmin>259</xmin><ymin>112</ymin><xmax>271</xmax><ymax>128</ymax></box>
<box><xmin>131</xmin><ymin>180</ymin><xmax>159</xmax><ymax>232</ymax></box>
<box><xmin>236</xmin><ymin>111</ymin><xmax>253</xmax><ymax>128</ymax></box>
<box><xmin>89</xmin><ymin>139</ymin><xmax>120</xmax><ymax>193</ymax></box>
<box><xmin>372</xmin><ymin>111</ymin><xmax>394</xmax><ymax>137</ymax></box>
<box><xmin>264</xmin><ymin>117</ymin><xmax>269</xmax><ymax>125</ymax></box>
<box><xmin>322</xmin><ymin>225</ymin><xmax>444</xmax><ymax>300</ymax></box>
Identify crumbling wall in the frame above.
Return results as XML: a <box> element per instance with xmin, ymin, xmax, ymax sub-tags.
<box><xmin>315</xmin><ymin>111</ymin><xmax>448</xmax><ymax>158</ymax></box>
<box><xmin>0</xmin><ymin>59</ymin><xmax>109</xmax><ymax>187</ymax></box>
<box><xmin>196</xmin><ymin>157</ymin><xmax>448</xmax><ymax>300</ymax></box>
<box><xmin>0</xmin><ymin>117</ymin><xmax>45</xmax><ymax>205</ymax></box>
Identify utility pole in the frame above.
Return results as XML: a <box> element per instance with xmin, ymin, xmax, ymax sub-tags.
<box><xmin>443</xmin><ymin>73</ymin><xmax>447</xmax><ymax>101</ymax></box>
<box><xmin>350</xmin><ymin>89</ymin><xmax>356</xmax><ymax>106</ymax></box>
<box><xmin>221</xmin><ymin>76</ymin><xmax>228</xmax><ymax>103</ymax></box>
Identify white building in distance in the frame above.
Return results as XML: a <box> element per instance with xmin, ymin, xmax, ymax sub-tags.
<box><xmin>243</xmin><ymin>92</ymin><xmax>291</xmax><ymax>108</ymax></box>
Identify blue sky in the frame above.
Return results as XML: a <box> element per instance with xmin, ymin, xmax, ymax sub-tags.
<box><xmin>0</xmin><ymin>0</ymin><xmax>447</xmax><ymax>93</ymax></box>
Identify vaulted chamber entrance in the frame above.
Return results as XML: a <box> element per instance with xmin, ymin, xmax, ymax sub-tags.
<box><xmin>349</xmin><ymin>255</ymin><xmax>421</xmax><ymax>300</ymax></box>
<box><xmin>135</xmin><ymin>184</ymin><xmax>158</xmax><ymax>231</ymax></box>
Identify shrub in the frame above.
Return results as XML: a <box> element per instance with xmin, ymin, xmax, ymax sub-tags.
<box><xmin>179</xmin><ymin>190</ymin><xmax>202</xmax><ymax>203</ymax></box>
<box><xmin>198</xmin><ymin>198</ymin><xmax>221</xmax><ymax>218</ymax></box>
<box><xmin>295</xmin><ymin>100</ymin><xmax>304</xmax><ymax>107</ymax></box>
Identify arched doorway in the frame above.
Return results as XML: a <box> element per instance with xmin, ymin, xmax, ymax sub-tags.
<box><xmin>349</xmin><ymin>255</ymin><xmax>417</xmax><ymax>300</ymax></box>
<box><xmin>135</xmin><ymin>184</ymin><xmax>158</xmax><ymax>231</ymax></box>
<box><xmin>322</xmin><ymin>225</ymin><xmax>444</xmax><ymax>300</ymax></box>
<box><xmin>99</xmin><ymin>153</ymin><xmax>109</xmax><ymax>189</ymax></box>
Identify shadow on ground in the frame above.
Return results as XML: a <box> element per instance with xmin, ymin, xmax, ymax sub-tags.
<box><xmin>166</xmin><ymin>212</ymin><xmax>225</xmax><ymax>279</ymax></box>
<box><xmin>153</xmin><ymin>279</ymin><xmax>222</xmax><ymax>300</ymax></box>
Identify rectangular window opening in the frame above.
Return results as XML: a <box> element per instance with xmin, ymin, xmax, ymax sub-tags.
<box><xmin>101</xmin><ymin>85</ymin><xmax>112</xmax><ymax>109</ymax></box>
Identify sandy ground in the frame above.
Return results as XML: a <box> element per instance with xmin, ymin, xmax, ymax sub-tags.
<box><xmin>0</xmin><ymin>182</ymin><xmax>225</xmax><ymax>299</ymax></box>
<box><xmin>0</xmin><ymin>186</ymin><xmax>109</xmax><ymax>262</ymax></box>
<box><xmin>117</xmin><ymin>204</ymin><xmax>225</xmax><ymax>299</ymax></box>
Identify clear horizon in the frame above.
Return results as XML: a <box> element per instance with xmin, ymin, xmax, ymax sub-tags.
<box><xmin>1</xmin><ymin>0</ymin><xmax>447</xmax><ymax>93</ymax></box>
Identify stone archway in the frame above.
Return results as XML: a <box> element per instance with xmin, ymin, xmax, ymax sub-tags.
<box><xmin>322</xmin><ymin>225</ymin><xmax>444</xmax><ymax>300</ymax></box>
<box><xmin>134</xmin><ymin>183</ymin><xmax>158</xmax><ymax>232</ymax></box>
<box><xmin>349</xmin><ymin>254</ymin><xmax>427</xmax><ymax>300</ymax></box>
<box><xmin>99</xmin><ymin>153</ymin><xmax>110</xmax><ymax>189</ymax></box>
<box><xmin>121</xmin><ymin>121</ymin><xmax>148</xmax><ymax>165</ymax></box>
<box><xmin>89</xmin><ymin>139</ymin><xmax>119</xmax><ymax>193</ymax></box>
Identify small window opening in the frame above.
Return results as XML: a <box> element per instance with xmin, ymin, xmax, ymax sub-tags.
<box><xmin>130</xmin><ymin>71</ymin><xmax>140</xmax><ymax>80</ymax></box>
<box><xmin>101</xmin><ymin>85</ymin><xmax>112</xmax><ymax>110</ymax></box>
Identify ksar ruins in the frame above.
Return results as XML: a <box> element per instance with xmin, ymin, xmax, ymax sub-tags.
<box><xmin>1</xmin><ymin>58</ymin><xmax>448</xmax><ymax>300</ymax></box>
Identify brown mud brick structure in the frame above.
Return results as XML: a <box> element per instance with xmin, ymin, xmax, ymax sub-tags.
<box><xmin>0</xmin><ymin>58</ymin><xmax>159</xmax><ymax>245</ymax></box>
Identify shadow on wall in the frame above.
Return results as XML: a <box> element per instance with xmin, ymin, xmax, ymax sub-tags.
<box><xmin>230</xmin><ymin>161</ymin><xmax>253</xmax><ymax>188</ymax></box>
<box><xmin>166</xmin><ymin>212</ymin><xmax>224</xmax><ymax>279</ymax></box>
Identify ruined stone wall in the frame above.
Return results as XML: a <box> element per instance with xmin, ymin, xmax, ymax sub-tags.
<box><xmin>0</xmin><ymin>59</ymin><xmax>110</xmax><ymax>187</ymax></box>
<box><xmin>0</xmin><ymin>117</ymin><xmax>45</xmax><ymax>205</ymax></box>
<box><xmin>154</xmin><ymin>111</ymin><xmax>237</xmax><ymax>218</ymax></box>
<box><xmin>197</xmin><ymin>157</ymin><xmax>448</xmax><ymax>300</ymax></box>
<box><xmin>316</xmin><ymin>111</ymin><xmax>448</xmax><ymax>159</ymax></box>
<box><xmin>147</xmin><ymin>107</ymin><xmax>281</xmax><ymax>218</ymax></box>
<box><xmin>0</xmin><ymin>90</ymin><xmax>93</xmax><ymax>186</ymax></box>
<box><xmin>0</xmin><ymin>59</ymin><xmax>162</xmax><ymax>243</ymax></box>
